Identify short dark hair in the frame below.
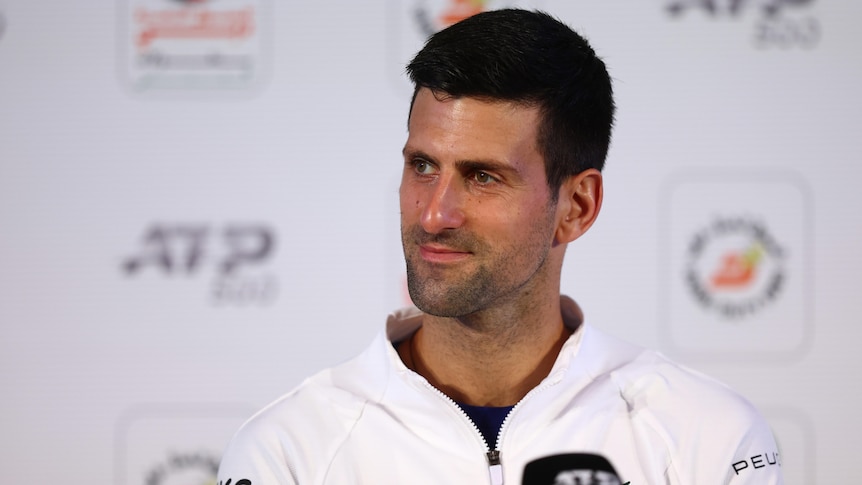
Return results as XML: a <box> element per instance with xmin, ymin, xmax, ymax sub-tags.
<box><xmin>406</xmin><ymin>9</ymin><xmax>615</xmax><ymax>201</ymax></box>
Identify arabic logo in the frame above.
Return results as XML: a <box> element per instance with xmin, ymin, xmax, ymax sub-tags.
<box><xmin>685</xmin><ymin>216</ymin><xmax>785</xmax><ymax>318</ymax></box>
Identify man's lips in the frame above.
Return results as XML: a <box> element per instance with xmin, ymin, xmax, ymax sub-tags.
<box><xmin>418</xmin><ymin>244</ymin><xmax>472</xmax><ymax>263</ymax></box>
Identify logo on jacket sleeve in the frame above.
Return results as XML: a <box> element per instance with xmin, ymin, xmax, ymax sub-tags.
<box><xmin>731</xmin><ymin>450</ymin><xmax>781</xmax><ymax>475</ymax></box>
<box><xmin>218</xmin><ymin>479</ymin><xmax>252</xmax><ymax>485</ymax></box>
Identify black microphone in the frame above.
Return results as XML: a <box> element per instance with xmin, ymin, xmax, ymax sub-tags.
<box><xmin>521</xmin><ymin>453</ymin><xmax>626</xmax><ymax>485</ymax></box>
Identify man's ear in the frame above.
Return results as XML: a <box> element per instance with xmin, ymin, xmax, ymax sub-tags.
<box><xmin>554</xmin><ymin>169</ymin><xmax>603</xmax><ymax>245</ymax></box>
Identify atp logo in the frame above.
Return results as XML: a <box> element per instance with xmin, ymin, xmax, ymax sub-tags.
<box><xmin>664</xmin><ymin>0</ymin><xmax>820</xmax><ymax>49</ymax></box>
<box><xmin>685</xmin><ymin>216</ymin><xmax>785</xmax><ymax>318</ymax></box>
<box><xmin>122</xmin><ymin>223</ymin><xmax>279</xmax><ymax>306</ymax></box>
<box><xmin>666</xmin><ymin>0</ymin><xmax>813</xmax><ymax>17</ymax></box>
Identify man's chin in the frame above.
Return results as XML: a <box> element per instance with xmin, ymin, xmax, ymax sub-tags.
<box><xmin>412</xmin><ymin>301</ymin><xmax>469</xmax><ymax>318</ymax></box>
<box><xmin>407</xmin><ymin>285</ymin><xmax>481</xmax><ymax>318</ymax></box>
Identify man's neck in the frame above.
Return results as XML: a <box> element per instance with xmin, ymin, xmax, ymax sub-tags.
<box><xmin>398</xmin><ymin>296</ymin><xmax>571</xmax><ymax>407</ymax></box>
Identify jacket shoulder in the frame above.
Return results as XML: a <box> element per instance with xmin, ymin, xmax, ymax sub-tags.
<box><xmin>217</xmin><ymin>335</ymin><xmax>392</xmax><ymax>484</ymax></box>
<box><xmin>589</xmin><ymin>328</ymin><xmax>781</xmax><ymax>483</ymax></box>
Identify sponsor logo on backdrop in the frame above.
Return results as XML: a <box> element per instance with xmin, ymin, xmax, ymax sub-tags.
<box><xmin>664</xmin><ymin>0</ymin><xmax>821</xmax><ymax>49</ymax></box>
<box><xmin>666</xmin><ymin>0</ymin><xmax>812</xmax><ymax>17</ymax></box>
<box><xmin>660</xmin><ymin>171</ymin><xmax>811</xmax><ymax>361</ymax></box>
<box><xmin>145</xmin><ymin>451</ymin><xmax>219</xmax><ymax>485</ymax></box>
<box><xmin>122</xmin><ymin>223</ymin><xmax>278</xmax><ymax>306</ymax></box>
<box><xmin>685</xmin><ymin>216</ymin><xmax>785</xmax><ymax>318</ymax></box>
<box><xmin>413</xmin><ymin>0</ymin><xmax>494</xmax><ymax>37</ymax></box>
<box><xmin>390</xmin><ymin>0</ymin><xmax>541</xmax><ymax>94</ymax></box>
<box><xmin>120</xmin><ymin>0</ymin><xmax>269</xmax><ymax>94</ymax></box>
<box><xmin>116</xmin><ymin>406</ymin><xmax>249</xmax><ymax>485</ymax></box>
<box><xmin>218</xmin><ymin>479</ymin><xmax>252</xmax><ymax>485</ymax></box>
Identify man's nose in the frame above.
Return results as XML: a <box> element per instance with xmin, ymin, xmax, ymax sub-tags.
<box><xmin>420</xmin><ymin>175</ymin><xmax>466</xmax><ymax>234</ymax></box>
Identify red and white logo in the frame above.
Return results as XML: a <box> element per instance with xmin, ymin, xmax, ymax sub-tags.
<box><xmin>120</xmin><ymin>0</ymin><xmax>270</xmax><ymax>94</ymax></box>
<box><xmin>685</xmin><ymin>216</ymin><xmax>785</xmax><ymax>319</ymax></box>
<box><xmin>660</xmin><ymin>171</ymin><xmax>812</xmax><ymax>361</ymax></box>
<box><xmin>387</xmin><ymin>0</ymin><xmax>543</xmax><ymax>94</ymax></box>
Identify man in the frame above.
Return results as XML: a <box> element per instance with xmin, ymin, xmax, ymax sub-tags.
<box><xmin>218</xmin><ymin>9</ymin><xmax>783</xmax><ymax>484</ymax></box>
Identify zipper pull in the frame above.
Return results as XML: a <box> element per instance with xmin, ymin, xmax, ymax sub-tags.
<box><xmin>486</xmin><ymin>450</ymin><xmax>503</xmax><ymax>485</ymax></box>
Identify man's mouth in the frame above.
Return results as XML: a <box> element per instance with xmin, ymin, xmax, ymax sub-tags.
<box><xmin>418</xmin><ymin>244</ymin><xmax>472</xmax><ymax>263</ymax></box>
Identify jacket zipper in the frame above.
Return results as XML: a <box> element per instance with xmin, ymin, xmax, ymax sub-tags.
<box><xmin>486</xmin><ymin>449</ymin><xmax>503</xmax><ymax>485</ymax></box>
<box><xmin>417</xmin><ymin>373</ymin><xmax>562</xmax><ymax>485</ymax></box>
<box><xmin>418</xmin><ymin>381</ymin><xmax>503</xmax><ymax>484</ymax></box>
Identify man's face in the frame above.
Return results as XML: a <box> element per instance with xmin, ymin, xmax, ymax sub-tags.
<box><xmin>400</xmin><ymin>88</ymin><xmax>559</xmax><ymax>317</ymax></box>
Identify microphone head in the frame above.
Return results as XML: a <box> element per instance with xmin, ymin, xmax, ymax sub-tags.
<box><xmin>521</xmin><ymin>453</ymin><xmax>624</xmax><ymax>485</ymax></box>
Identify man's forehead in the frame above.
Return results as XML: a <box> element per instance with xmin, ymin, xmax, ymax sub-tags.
<box><xmin>407</xmin><ymin>87</ymin><xmax>539</xmax><ymax>126</ymax></box>
<box><xmin>409</xmin><ymin>89</ymin><xmax>539</xmax><ymax>129</ymax></box>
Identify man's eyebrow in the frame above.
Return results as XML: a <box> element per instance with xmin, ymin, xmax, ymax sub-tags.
<box><xmin>454</xmin><ymin>159</ymin><xmax>520</xmax><ymax>177</ymax></box>
<box><xmin>402</xmin><ymin>146</ymin><xmax>435</xmax><ymax>162</ymax></box>
<box><xmin>402</xmin><ymin>146</ymin><xmax>520</xmax><ymax>173</ymax></box>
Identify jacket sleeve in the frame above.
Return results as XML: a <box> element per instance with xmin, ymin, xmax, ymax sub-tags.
<box><xmin>626</xmin><ymin>358</ymin><xmax>786</xmax><ymax>485</ymax></box>
<box><xmin>721</xmin><ymin>411</ymin><xmax>784</xmax><ymax>485</ymax></box>
<box><xmin>217</xmin><ymin>417</ymin><xmax>297</xmax><ymax>485</ymax></box>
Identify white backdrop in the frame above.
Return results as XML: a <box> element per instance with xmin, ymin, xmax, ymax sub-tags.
<box><xmin>1</xmin><ymin>1</ymin><xmax>859</xmax><ymax>483</ymax></box>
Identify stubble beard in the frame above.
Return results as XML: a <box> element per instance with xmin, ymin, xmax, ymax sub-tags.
<box><xmin>404</xmin><ymin>240</ymin><xmax>498</xmax><ymax>318</ymax></box>
<box><xmin>401</xmin><ymin>210</ymin><xmax>556</xmax><ymax>319</ymax></box>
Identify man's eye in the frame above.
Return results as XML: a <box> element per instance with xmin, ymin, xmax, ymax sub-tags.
<box><xmin>414</xmin><ymin>161</ymin><xmax>435</xmax><ymax>174</ymax></box>
<box><xmin>474</xmin><ymin>171</ymin><xmax>495</xmax><ymax>184</ymax></box>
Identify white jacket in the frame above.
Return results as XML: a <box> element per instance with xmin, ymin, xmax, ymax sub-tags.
<box><xmin>218</xmin><ymin>297</ymin><xmax>783</xmax><ymax>484</ymax></box>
